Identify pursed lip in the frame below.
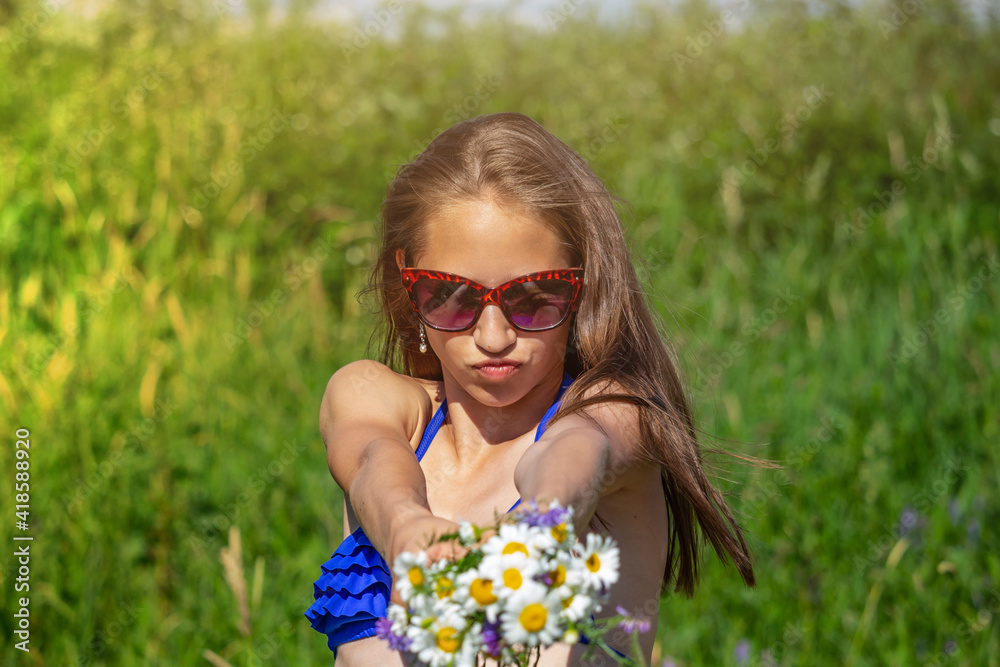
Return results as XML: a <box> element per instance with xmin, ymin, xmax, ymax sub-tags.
<box><xmin>472</xmin><ymin>359</ymin><xmax>522</xmax><ymax>369</ymax></box>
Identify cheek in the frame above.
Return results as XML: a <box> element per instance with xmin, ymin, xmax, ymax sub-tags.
<box><xmin>436</xmin><ymin>333</ymin><xmax>468</xmax><ymax>357</ymax></box>
<box><xmin>537</xmin><ymin>329</ymin><xmax>571</xmax><ymax>356</ymax></box>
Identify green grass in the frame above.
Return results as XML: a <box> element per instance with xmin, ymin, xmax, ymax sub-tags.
<box><xmin>0</xmin><ymin>0</ymin><xmax>998</xmax><ymax>664</ymax></box>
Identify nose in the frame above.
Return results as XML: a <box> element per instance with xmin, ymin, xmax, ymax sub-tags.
<box><xmin>473</xmin><ymin>303</ymin><xmax>516</xmax><ymax>353</ymax></box>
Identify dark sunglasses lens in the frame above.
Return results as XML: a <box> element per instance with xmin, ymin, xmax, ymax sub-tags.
<box><xmin>413</xmin><ymin>278</ymin><xmax>480</xmax><ymax>330</ymax></box>
<box><xmin>502</xmin><ymin>279</ymin><xmax>574</xmax><ymax>330</ymax></box>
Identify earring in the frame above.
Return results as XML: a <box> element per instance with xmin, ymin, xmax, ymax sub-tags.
<box><xmin>418</xmin><ymin>322</ymin><xmax>428</xmax><ymax>353</ymax></box>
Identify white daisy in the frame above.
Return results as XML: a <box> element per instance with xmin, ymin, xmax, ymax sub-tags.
<box><xmin>481</xmin><ymin>522</ymin><xmax>540</xmax><ymax>559</ymax></box>
<box><xmin>430</xmin><ymin>569</ymin><xmax>457</xmax><ymax>603</ymax></box>
<box><xmin>453</xmin><ymin>567</ymin><xmax>502</xmax><ymax>621</ymax></box>
<box><xmin>558</xmin><ymin>589</ymin><xmax>597</xmax><ymax>621</ymax></box>
<box><xmin>528</xmin><ymin>501</ymin><xmax>577</xmax><ymax>552</ymax></box>
<box><xmin>386</xmin><ymin>601</ymin><xmax>410</xmax><ymax>634</ymax></box>
<box><xmin>478</xmin><ymin>551</ymin><xmax>540</xmax><ymax>599</ymax></box>
<box><xmin>533</xmin><ymin>520</ymin><xmax>574</xmax><ymax>553</ymax></box>
<box><xmin>541</xmin><ymin>549</ymin><xmax>585</xmax><ymax>591</ymax></box>
<box><xmin>408</xmin><ymin>606</ymin><xmax>479</xmax><ymax>667</ymax></box>
<box><xmin>458</xmin><ymin>520</ymin><xmax>478</xmax><ymax>546</ymax></box>
<box><xmin>500</xmin><ymin>581</ymin><xmax>565</xmax><ymax>648</ymax></box>
<box><xmin>577</xmin><ymin>532</ymin><xmax>620</xmax><ymax>593</ymax></box>
<box><xmin>392</xmin><ymin>550</ymin><xmax>428</xmax><ymax>603</ymax></box>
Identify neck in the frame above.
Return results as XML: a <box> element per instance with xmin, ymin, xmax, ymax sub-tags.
<box><xmin>439</xmin><ymin>366</ymin><xmax>566</xmax><ymax>462</ymax></box>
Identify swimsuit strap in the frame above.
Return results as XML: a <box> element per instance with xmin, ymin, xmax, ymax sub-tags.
<box><xmin>535</xmin><ymin>370</ymin><xmax>575</xmax><ymax>440</ymax></box>
<box><xmin>415</xmin><ymin>371</ymin><xmax>575</xmax><ymax>466</ymax></box>
<box><xmin>507</xmin><ymin>370</ymin><xmax>575</xmax><ymax>513</ymax></box>
<box><xmin>414</xmin><ymin>397</ymin><xmax>448</xmax><ymax>462</ymax></box>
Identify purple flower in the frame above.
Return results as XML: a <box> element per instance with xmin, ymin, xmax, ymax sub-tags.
<box><xmin>516</xmin><ymin>498</ymin><xmax>571</xmax><ymax>528</ymax></box>
<box><xmin>535</xmin><ymin>571</ymin><xmax>555</xmax><ymax>586</ymax></box>
<box><xmin>374</xmin><ymin>616</ymin><xmax>412</xmax><ymax>652</ymax></box>
<box><xmin>374</xmin><ymin>617</ymin><xmax>392</xmax><ymax>637</ymax></box>
<box><xmin>734</xmin><ymin>638</ymin><xmax>751</xmax><ymax>664</ymax></box>
<box><xmin>615</xmin><ymin>605</ymin><xmax>652</xmax><ymax>634</ymax></box>
<box><xmin>897</xmin><ymin>505</ymin><xmax>920</xmax><ymax>536</ymax></box>
<box><xmin>947</xmin><ymin>497</ymin><xmax>962</xmax><ymax>525</ymax></box>
<box><xmin>967</xmin><ymin>518</ymin><xmax>980</xmax><ymax>544</ymax></box>
<box><xmin>481</xmin><ymin>620</ymin><xmax>501</xmax><ymax>657</ymax></box>
<box><xmin>538</xmin><ymin>505</ymin><xmax>570</xmax><ymax>528</ymax></box>
<box><xmin>514</xmin><ymin>500</ymin><xmax>542</xmax><ymax>524</ymax></box>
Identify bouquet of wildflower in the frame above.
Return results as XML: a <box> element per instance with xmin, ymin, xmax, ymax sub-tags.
<box><xmin>375</xmin><ymin>500</ymin><xmax>651</xmax><ymax>666</ymax></box>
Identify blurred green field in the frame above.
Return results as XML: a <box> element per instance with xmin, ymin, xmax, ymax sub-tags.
<box><xmin>1</xmin><ymin>0</ymin><xmax>998</xmax><ymax>664</ymax></box>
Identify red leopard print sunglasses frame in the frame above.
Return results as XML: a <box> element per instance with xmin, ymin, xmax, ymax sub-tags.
<box><xmin>400</xmin><ymin>267</ymin><xmax>584</xmax><ymax>332</ymax></box>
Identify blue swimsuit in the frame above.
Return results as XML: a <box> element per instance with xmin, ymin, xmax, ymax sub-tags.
<box><xmin>305</xmin><ymin>371</ymin><xmax>576</xmax><ymax>657</ymax></box>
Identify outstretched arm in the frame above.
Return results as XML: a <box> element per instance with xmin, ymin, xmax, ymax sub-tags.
<box><xmin>321</xmin><ymin>361</ymin><xmax>460</xmax><ymax>578</ymax></box>
<box><xmin>513</xmin><ymin>391</ymin><xmax>644</xmax><ymax>535</ymax></box>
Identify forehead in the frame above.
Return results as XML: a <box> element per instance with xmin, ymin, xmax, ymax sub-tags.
<box><xmin>416</xmin><ymin>198</ymin><xmax>573</xmax><ymax>286</ymax></box>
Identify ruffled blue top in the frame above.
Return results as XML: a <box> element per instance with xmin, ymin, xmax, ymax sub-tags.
<box><xmin>305</xmin><ymin>371</ymin><xmax>576</xmax><ymax>657</ymax></box>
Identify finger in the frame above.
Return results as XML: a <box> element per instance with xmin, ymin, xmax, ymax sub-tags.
<box><xmin>422</xmin><ymin>546</ymin><xmax>439</xmax><ymax>563</ymax></box>
<box><xmin>424</xmin><ymin>543</ymin><xmax>450</xmax><ymax>563</ymax></box>
<box><xmin>425</xmin><ymin>541</ymin><xmax>465</xmax><ymax>564</ymax></box>
<box><xmin>450</xmin><ymin>540</ymin><xmax>469</xmax><ymax>559</ymax></box>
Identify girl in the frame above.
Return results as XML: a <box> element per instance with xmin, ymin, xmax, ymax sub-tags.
<box><xmin>305</xmin><ymin>112</ymin><xmax>756</xmax><ymax>665</ymax></box>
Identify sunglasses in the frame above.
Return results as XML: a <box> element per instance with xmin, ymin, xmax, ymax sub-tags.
<box><xmin>400</xmin><ymin>267</ymin><xmax>584</xmax><ymax>332</ymax></box>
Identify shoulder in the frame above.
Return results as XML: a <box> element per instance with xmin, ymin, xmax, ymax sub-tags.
<box><xmin>572</xmin><ymin>378</ymin><xmax>646</xmax><ymax>461</ymax></box>
<box><xmin>321</xmin><ymin>360</ymin><xmax>434</xmax><ymax>448</ymax></box>
<box><xmin>325</xmin><ymin>360</ymin><xmax>431</xmax><ymax>403</ymax></box>
<box><xmin>546</xmin><ymin>377</ymin><xmax>652</xmax><ymax>489</ymax></box>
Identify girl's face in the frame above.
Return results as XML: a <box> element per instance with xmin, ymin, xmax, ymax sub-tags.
<box><xmin>396</xmin><ymin>197</ymin><xmax>575</xmax><ymax>405</ymax></box>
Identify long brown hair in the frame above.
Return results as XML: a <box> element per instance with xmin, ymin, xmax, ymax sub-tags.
<box><xmin>357</xmin><ymin>111</ymin><xmax>756</xmax><ymax>596</ymax></box>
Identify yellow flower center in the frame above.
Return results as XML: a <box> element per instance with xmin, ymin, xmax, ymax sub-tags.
<box><xmin>551</xmin><ymin>523</ymin><xmax>567</xmax><ymax>543</ymax></box>
<box><xmin>550</xmin><ymin>564</ymin><xmax>566</xmax><ymax>586</ymax></box>
<box><xmin>502</xmin><ymin>542</ymin><xmax>529</xmax><ymax>557</ymax></box>
<box><xmin>561</xmin><ymin>594</ymin><xmax>574</xmax><ymax>609</ymax></box>
<box><xmin>436</xmin><ymin>627</ymin><xmax>460</xmax><ymax>652</ymax></box>
<box><xmin>503</xmin><ymin>568</ymin><xmax>522</xmax><ymax>590</ymax></box>
<box><xmin>586</xmin><ymin>553</ymin><xmax>601</xmax><ymax>573</ymax></box>
<box><xmin>408</xmin><ymin>566</ymin><xmax>424</xmax><ymax>586</ymax></box>
<box><xmin>519</xmin><ymin>603</ymin><xmax>547</xmax><ymax>633</ymax></box>
<box><xmin>470</xmin><ymin>578</ymin><xmax>498</xmax><ymax>605</ymax></box>
<box><xmin>435</xmin><ymin>577</ymin><xmax>454</xmax><ymax>599</ymax></box>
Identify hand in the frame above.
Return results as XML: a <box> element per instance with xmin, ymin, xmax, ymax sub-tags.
<box><xmin>387</xmin><ymin>514</ymin><xmax>467</xmax><ymax>606</ymax></box>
